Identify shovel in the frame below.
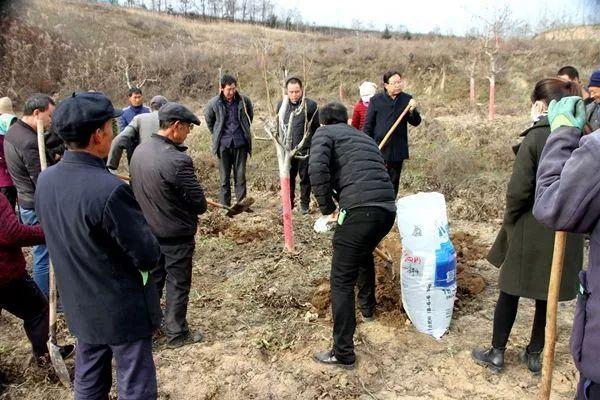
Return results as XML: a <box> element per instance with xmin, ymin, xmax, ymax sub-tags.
<box><xmin>378</xmin><ymin>102</ymin><xmax>414</xmax><ymax>151</ymax></box>
<box><xmin>37</xmin><ymin>120</ymin><xmax>71</xmax><ymax>388</ymax></box>
<box><xmin>207</xmin><ymin>197</ymin><xmax>255</xmax><ymax>218</ymax></box>
<box><xmin>539</xmin><ymin>231</ymin><xmax>567</xmax><ymax>400</ymax></box>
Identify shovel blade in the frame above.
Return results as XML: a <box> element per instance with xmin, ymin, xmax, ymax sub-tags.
<box><xmin>47</xmin><ymin>340</ymin><xmax>71</xmax><ymax>388</ymax></box>
<box><xmin>225</xmin><ymin>197</ymin><xmax>255</xmax><ymax>217</ymax></box>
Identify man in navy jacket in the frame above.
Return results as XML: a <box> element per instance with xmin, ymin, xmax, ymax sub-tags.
<box><xmin>36</xmin><ymin>92</ymin><xmax>161</xmax><ymax>399</ymax></box>
<box><xmin>363</xmin><ymin>69</ymin><xmax>421</xmax><ymax>196</ymax></box>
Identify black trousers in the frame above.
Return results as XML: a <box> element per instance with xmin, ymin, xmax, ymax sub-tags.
<box><xmin>74</xmin><ymin>337</ymin><xmax>156</xmax><ymax>400</ymax></box>
<box><xmin>0</xmin><ymin>186</ymin><xmax>17</xmax><ymax>210</ymax></box>
<box><xmin>491</xmin><ymin>291</ymin><xmax>547</xmax><ymax>352</ymax></box>
<box><xmin>152</xmin><ymin>240</ymin><xmax>195</xmax><ymax>343</ymax></box>
<box><xmin>218</xmin><ymin>146</ymin><xmax>248</xmax><ymax>207</ymax></box>
<box><xmin>330</xmin><ymin>206</ymin><xmax>396</xmax><ymax>363</ymax></box>
<box><xmin>289</xmin><ymin>157</ymin><xmax>311</xmax><ymax>209</ymax></box>
<box><xmin>385</xmin><ymin>161</ymin><xmax>404</xmax><ymax>196</ymax></box>
<box><xmin>0</xmin><ymin>274</ymin><xmax>49</xmax><ymax>357</ymax></box>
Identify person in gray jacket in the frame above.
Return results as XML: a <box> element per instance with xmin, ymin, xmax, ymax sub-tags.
<box><xmin>204</xmin><ymin>74</ymin><xmax>253</xmax><ymax>206</ymax></box>
<box><xmin>107</xmin><ymin>95</ymin><xmax>167</xmax><ymax>171</ymax></box>
<box><xmin>533</xmin><ymin>96</ymin><xmax>600</xmax><ymax>399</ymax></box>
<box><xmin>130</xmin><ymin>102</ymin><xmax>207</xmax><ymax>349</ymax></box>
<box><xmin>585</xmin><ymin>70</ymin><xmax>600</xmax><ymax>133</ymax></box>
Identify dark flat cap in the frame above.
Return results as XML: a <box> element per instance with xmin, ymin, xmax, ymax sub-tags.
<box><xmin>158</xmin><ymin>102</ymin><xmax>200</xmax><ymax>125</ymax></box>
<box><xmin>53</xmin><ymin>92</ymin><xmax>122</xmax><ymax>142</ymax></box>
<box><xmin>150</xmin><ymin>95</ymin><xmax>168</xmax><ymax>109</ymax></box>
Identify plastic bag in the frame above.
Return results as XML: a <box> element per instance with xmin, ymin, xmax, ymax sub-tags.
<box><xmin>396</xmin><ymin>192</ymin><xmax>456</xmax><ymax>339</ymax></box>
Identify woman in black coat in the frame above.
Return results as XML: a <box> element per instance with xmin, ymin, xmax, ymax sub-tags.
<box><xmin>472</xmin><ymin>78</ymin><xmax>584</xmax><ymax>375</ymax></box>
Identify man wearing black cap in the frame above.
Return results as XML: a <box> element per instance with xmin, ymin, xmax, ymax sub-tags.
<box><xmin>35</xmin><ymin>92</ymin><xmax>162</xmax><ymax>399</ymax></box>
<box><xmin>586</xmin><ymin>69</ymin><xmax>600</xmax><ymax>133</ymax></box>
<box><xmin>107</xmin><ymin>95</ymin><xmax>168</xmax><ymax>172</ymax></box>
<box><xmin>130</xmin><ymin>102</ymin><xmax>207</xmax><ymax>349</ymax></box>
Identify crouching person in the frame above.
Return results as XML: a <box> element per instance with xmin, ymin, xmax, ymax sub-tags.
<box><xmin>533</xmin><ymin>96</ymin><xmax>600</xmax><ymax>399</ymax></box>
<box><xmin>309</xmin><ymin>102</ymin><xmax>396</xmax><ymax>368</ymax></box>
<box><xmin>35</xmin><ymin>92</ymin><xmax>162</xmax><ymax>399</ymax></box>
<box><xmin>0</xmin><ymin>193</ymin><xmax>74</xmax><ymax>367</ymax></box>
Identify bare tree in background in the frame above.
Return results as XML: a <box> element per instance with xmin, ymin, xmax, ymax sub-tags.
<box><xmin>480</xmin><ymin>7</ymin><xmax>510</xmax><ymax>120</ymax></box>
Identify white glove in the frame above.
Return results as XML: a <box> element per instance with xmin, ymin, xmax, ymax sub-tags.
<box><xmin>314</xmin><ymin>214</ymin><xmax>337</xmax><ymax>233</ymax></box>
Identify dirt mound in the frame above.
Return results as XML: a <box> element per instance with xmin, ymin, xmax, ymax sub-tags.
<box><xmin>310</xmin><ymin>230</ymin><xmax>487</xmax><ymax>324</ymax></box>
<box><xmin>452</xmin><ymin>231</ymin><xmax>487</xmax><ymax>298</ymax></box>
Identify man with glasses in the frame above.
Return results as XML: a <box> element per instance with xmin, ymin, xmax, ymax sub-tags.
<box><xmin>363</xmin><ymin>70</ymin><xmax>421</xmax><ymax>196</ymax></box>
<box><xmin>130</xmin><ymin>102</ymin><xmax>207</xmax><ymax>349</ymax></box>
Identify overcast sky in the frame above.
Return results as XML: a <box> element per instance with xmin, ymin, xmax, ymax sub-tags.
<box><xmin>275</xmin><ymin>0</ymin><xmax>598</xmax><ymax>35</ymax></box>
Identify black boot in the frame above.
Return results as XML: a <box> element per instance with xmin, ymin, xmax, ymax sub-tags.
<box><xmin>472</xmin><ymin>346</ymin><xmax>505</xmax><ymax>373</ymax></box>
<box><xmin>520</xmin><ymin>347</ymin><xmax>542</xmax><ymax>375</ymax></box>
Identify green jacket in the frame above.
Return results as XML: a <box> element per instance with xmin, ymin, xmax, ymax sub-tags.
<box><xmin>487</xmin><ymin>118</ymin><xmax>584</xmax><ymax>301</ymax></box>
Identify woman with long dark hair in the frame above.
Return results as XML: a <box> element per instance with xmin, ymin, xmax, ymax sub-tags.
<box><xmin>472</xmin><ymin>78</ymin><xmax>584</xmax><ymax>375</ymax></box>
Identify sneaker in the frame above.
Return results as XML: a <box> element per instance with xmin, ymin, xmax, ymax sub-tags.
<box><xmin>520</xmin><ymin>347</ymin><xmax>542</xmax><ymax>375</ymax></box>
<box><xmin>300</xmin><ymin>205</ymin><xmax>310</xmax><ymax>215</ymax></box>
<box><xmin>471</xmin><ymin>346</ymin><xmax>505</xmax><ymax>373</ymax></box>
<box><xmin>313</xmin><ymin>350</ymin><xmax>355</xmax><ymax>369</ymax></box>
<box><xmin>166</xmin><ymin>330</ymin><xmax>204</xmax><ymax>349</ymax></box>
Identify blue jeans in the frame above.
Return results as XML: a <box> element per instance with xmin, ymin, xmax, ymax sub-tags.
<box><xmin>19</xmin><ymin>207</ymin><xmax>49</xmax><ymax>298</ymax></box>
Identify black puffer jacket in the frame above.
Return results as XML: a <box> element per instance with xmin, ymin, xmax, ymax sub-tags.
<box><xmin>308</xmin><ymin>123</ymin><xmax>396</xmax><ymax>215</ymax></box>
<box><xmin>130</xmin><ymin>134</ymin><xmax>207</xmax><ymax>241</ymax></box>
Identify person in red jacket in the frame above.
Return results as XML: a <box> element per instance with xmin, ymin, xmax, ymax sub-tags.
<box><xmin>351</xmin><ymin>81</ymin><xmax>377</xmax><ymax>131</ymax></box>
<box><xmin>0</xmin><ymin>193</ymin><xmax>73</xmax><ymax>366</ymax></box>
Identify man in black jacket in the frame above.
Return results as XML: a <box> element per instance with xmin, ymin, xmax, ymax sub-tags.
<box><xmin>204</xmin><ymin>74</ymin><xmax>253</xmax><ymax>206</ymax></box>
<box><xmin>276</xmin><ymin>76</ymin><xmax>319</xmax><ymax>214</ymax></box>
<box><xmin>130</xmin><ymin>102</ymin><xmax>207</xmax><ymax>349</ymax></box>
<box><xmin>309</xmin><ymin>102</ymin><xmax>396</xmax><ymax>369</ymax></box>
<box><xmin>35</xmin><ymin>92</ymin><xmax>162</xmax><ymax>399</ymax></box>
<box><xmin>363</xmin><ymin>69</ymin><xmax>421</xmax><ymax>196</ymax></box>
<box><xmin>4</xmin><ymin>93</ymin><xmax>55</xmax><ymax>297</ymax></box>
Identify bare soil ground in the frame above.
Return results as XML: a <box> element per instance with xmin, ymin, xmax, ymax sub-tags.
<box><xmin>0</xmin><ymin>191</ymin><xmax>579</xmax><ymax>399</ymax></box>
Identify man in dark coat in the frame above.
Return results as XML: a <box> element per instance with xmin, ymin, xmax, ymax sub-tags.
<box><xmin>533</xmin><ymin>96</ymin><xmax>600</xmax><ymax>399</ymax></box>
<box><xmin>130</xmin><ymin>102</ymin><xmax>207</xmax><ymax>349</ymax></box>
<box><xmin>309</xmin><ymin>102</ymin><xmax>396</xmax><ymax>369</ymax></box>
<box><xmin>4</xmin><ymin>93</ymin><xmax>56</xmax><ymax>297</ymax></box>
<box><xmin>204</xmin><ymin>74</ymin><xmax>253</xmax><ymax>206</ymax></box>
<box><xmin>276</xmin><ymin>76</ymin><xmax>319</xmax><ymax>214</ymax></box>
<box><xmin>35</xmin><ymin>92</ymin><xmax>162</xmax><ymax>399</ymax></box>
<box><xmin>363</xmin><ymin>69</ymin><xmax>421</xmax><ymax>196</ymax></box>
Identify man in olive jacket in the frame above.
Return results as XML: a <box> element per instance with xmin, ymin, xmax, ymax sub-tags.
<box><xmin>35</xmin><ymin>92</ymin><xmax>161</xmax><ymax>399</ymax></box>
<box><xmin>204</xmin><ymin>74</ymin><xmax>253</xmax><ymax>206</ymax></box>
<box><xmin>130</xmin><ymin>102</ymin><xmax>207</xmax><ymax>349</ymax></box>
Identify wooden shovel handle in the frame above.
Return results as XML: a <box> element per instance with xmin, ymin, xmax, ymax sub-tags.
<box><xmin>36</xmin><ymin>121</ymin><xmax>59</xmax><ymax>338</ymax></box>
<box><xmin>539</xmin><ymin>231</ymin><xmax>567</xmax><ymax>400</ymax></box>
<box><xmin>374</xmin><ymin>246</ymin><xmax>393</xmax><ymax>263</ymax></box>
<box><xmin>206</xmin><ymin>199</ymin><xmax>230</xmax><ymax>210</ymax></box>
<box><xmin>378</xmin><ymin>103</ymin><xmax>412</xmax><ymax>151</ymax></box>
